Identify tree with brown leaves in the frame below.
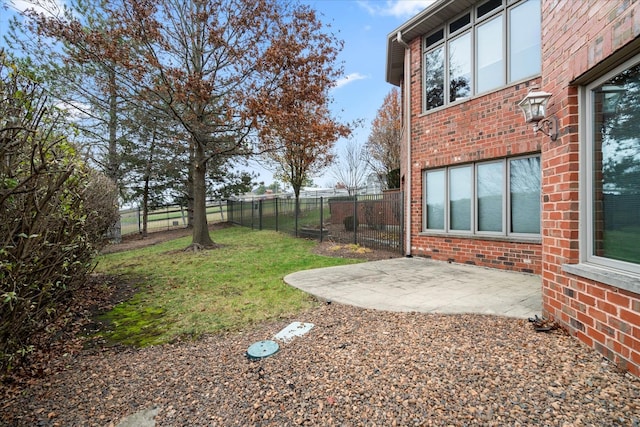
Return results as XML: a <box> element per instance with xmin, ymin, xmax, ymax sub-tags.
<box><xmin>29</xmin><ymin>0</ymin><xmax>344</xmax><ymax>249</ymax></box>
<box><xmin>367</xmin><ymin>87</ymin><xmax>401</xmax><ymax>189</ymax></box>
<box><xmin>252</xmin><ymin>7</ymin><xmax>350</xmax><ymax>210</ymax></box>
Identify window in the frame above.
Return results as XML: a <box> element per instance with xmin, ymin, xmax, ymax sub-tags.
<box><xmin>510</xmin><ymin>157</ymin><xmax>541</xmax><ymax>233</ymax></box>
<box><xmin>476</xmin><ymin>15</ymin><xmax>504</xmax><ymax>93</ymax></box>
<box><xmin>509</xmin><ymin>0</ymin><xmax>541</xmax><ymax>82</ymax></box>
<box><xmin>423</xmin><ymin>156</ymin><xmax>541</xmax><ymax>236</ymax></box>
<box><xmin>423</xmin><ymin>0</ymin><xmax>541</xmax><ymax>112</ymax></box>
<box><xmin>449</xmin><ymin>33</ymin><xmax>472</xmax><ymax>102</ymax></box>
<box><xmin>449</xmin><ymin>166</ymin><xmax>472</xmax><ymax>230</ymax></box>
<box><xmin>425</xmin><ymin>47</ymin><xmax>445</xmax><ymax>110</ymax></box>
<box><xmin>477</xmin><ymin>162</ymin><xmax>504</xmax><ymax>232</ymax></box>
<box><xmin>425</xmin><ymin>169</ymin><xmax>445</xmax><ymax>229</ymax></box>
<box><xmin>584</xmin><ymin>57</ymin><xmax>640</xmax><ymax>273</ymax></box>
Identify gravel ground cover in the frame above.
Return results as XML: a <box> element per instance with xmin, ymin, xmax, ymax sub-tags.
<box><xmin>3</xmin><ymin>303</ymin><xmax>639</xmax><ymax>426</ymax></box>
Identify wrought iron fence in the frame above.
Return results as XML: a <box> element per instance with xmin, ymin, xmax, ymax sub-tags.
<box><xmin>227</xmin><ymin>191</ymin><xmax>403</xmax><ymax>253</ymax></box>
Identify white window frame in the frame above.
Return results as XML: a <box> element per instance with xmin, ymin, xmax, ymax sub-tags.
<box><xmin>422</xmin><ymin>155</ymin><xmax>541</xmax><ymax>238</ymax></box>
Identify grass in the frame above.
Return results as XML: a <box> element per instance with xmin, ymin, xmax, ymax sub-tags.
<box><xmin>603</xmin><ymin>226</ymin><xmax>640</xmax><ymax>264</ymax></box>
<box><xmin>94</xmin><ymin>226</ymin><xmax>360</xmax><ymax>346</ymax></box>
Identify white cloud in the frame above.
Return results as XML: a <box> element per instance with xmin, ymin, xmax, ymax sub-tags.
<box><xmin>333</xmin><ymin>72</ymin><xmax>368</xmax><ymax>90</ymax></box>
<box><xmin>9</xmin><ymin>0</ymin><xmax>65</xmax><ymax>17</ymax></box>
<box><xmin>55</xmin><ymin>100</ymin><xmax>91</xmax><ymax>121</ymax></box>
<box><xmin>357</xmin><ymin>0</ymin><xmax>435</xmax><ymax>18</ymax></box>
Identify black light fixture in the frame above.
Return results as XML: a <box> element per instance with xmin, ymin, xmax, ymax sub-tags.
<box><xmin>517</xmin><ymin>89</ymin><xmax>558</xmax><ymax>141</ymax></box>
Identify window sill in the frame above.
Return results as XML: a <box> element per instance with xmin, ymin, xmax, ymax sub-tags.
<box><xmin>418</xmin><ymin>231</ymin><xmax>541</xmax><ymax>245</ymax></box>
<box><xmin>562</xmin><ymin>263</ymin><xmax>640</xmax><ymax>295</ymax></box>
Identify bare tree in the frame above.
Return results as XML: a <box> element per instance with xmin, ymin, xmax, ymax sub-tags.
<box><xmin>331</xmin><ymin>138</ymin><xmax>371</xmax><ymax>196</ymax></box>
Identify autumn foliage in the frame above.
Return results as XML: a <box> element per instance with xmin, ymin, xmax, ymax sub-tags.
<box><xmin>367</xmin><ymin>87</ymin><xmax>401</xmax><ymax>189</ymax></box>
<box><xmin>27</xmin><ymin>0</ymin><xmax>348</xmax><ymax>247</ymax></box>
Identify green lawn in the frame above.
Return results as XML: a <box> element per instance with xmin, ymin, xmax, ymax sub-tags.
<box><xmin>603</xmin><ymin>226</ymin><xmax>640</xmax><ymax>264</ymax></box>
<box><xmin>94</xmin><ymin>226</ymin><xmax>359</xmax><ymax>346</ymax></box>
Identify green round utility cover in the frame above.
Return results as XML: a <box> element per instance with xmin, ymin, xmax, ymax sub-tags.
<box><xmin>246</xmin><ymin>340</ymin><xmax>279</xmax><ymax>360</ymax></box>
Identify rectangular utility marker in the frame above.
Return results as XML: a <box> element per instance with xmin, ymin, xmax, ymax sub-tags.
<box><xmin>274</xmin><ymin>322</ymin><xmax>314</xmax><ymax>343</ymax></box>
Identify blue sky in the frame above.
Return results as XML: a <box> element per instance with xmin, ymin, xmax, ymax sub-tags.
<box><xmin>0</xmin><ymin>0</ymin><xmax>434</xmax><ymax>187</ymax></box>
<box><xmin>267</xmin><ymin>0</ymin><xmax>434</xmax><ymax>187</ymax></box>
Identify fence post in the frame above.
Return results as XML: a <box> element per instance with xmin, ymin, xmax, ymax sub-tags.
<box><xmin>137</xmin><ymin>206</ymin><xmax>142</xmax><ymax>234</ymax></box>
<box><xmin>275</xmin><ymin>198</ymin><xmax>279</xmax><ymax>232</ymax></box>
<box><xmin>320</xmin><ymin>196</ymin><xmax>324</xmax><ymax>242</ymax></box>
<box><xmin>295</xmin><ymin>198</ymin><xmax>299</xmax><ymax>237</ymax></box>
<box><xmin>259</xmin><ymin>199</ymin><xmax>263</xmax><ymax>230</ymax></box>
<box><xmin>400</xmin><ymin>191</ymin><xmax>405</xmax><ymax>255</ymax></box>
<box><xmin>353</xmin><ymin>195</ymin><xmax>357</xmax><ymax>245</ymax></box>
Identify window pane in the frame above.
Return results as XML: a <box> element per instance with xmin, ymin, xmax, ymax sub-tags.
<box><xmin>477</xmin><ymin>15</ymin><xmax>504</xmax><ymax>93</ymax></box>
<box><xmin>450</xmin><ymin>13</ymin><xmax>470</xmax><ymax>34</ymax></box>
<box><xmin>592</xmin><ymin>64</ymin><xmax>640</xmax><ymax>264</ymax></box>
<box><xmin>426</xmin><ymin>29</ymin><xmax>444</xmax><ymax>48</ymax></box>
<box><xmin>509</xmin><ymin>0</ymin><xmax>541</xmax><ymax>82</ymax></box>
<box><xmin>450</xmin><ymin>166</ymin><xmax>471</xmax><ymax>231</ymax></box>
<box><xmin>510</xmin><ymin>157</ymin><xmax>540</xmax><ymax>233</ymax></box>
<box><xmin>449</xmin><ymin>33</ymin><xmax>472</xmax><ymax>102</ymax></box>
<box><xmin>425</xmin><ymin>47</ymin><xmax>445</xmax><ymax>110</ymax></box>
<box><xmin>478</xmin><ymin>0</ymin><xmax>502</xmax><ymax>18</ymax></box>
<box><xmin>426</xmin><ymin>170</ymin><xmax>445</xmax><ymax>229</ymax></box>
<box><xmin>477</xmin><ymin>162</ymin><xmax>503</xmax><ymax>232</ymax></box>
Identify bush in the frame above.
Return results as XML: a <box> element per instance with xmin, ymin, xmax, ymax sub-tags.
<box><xmin>0</xmin><ymin>52</ymin><xmax>118</xmax><ymax>372</ymax></box>
<box><xmin>343</xmin><ymin>215</ymin><xmax>359</xmax><ymax>231</ymax></box>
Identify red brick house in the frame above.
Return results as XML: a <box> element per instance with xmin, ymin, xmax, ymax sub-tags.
<box><xmin>386</xmin><ymin>0</ymin><xmax>640</xmax><ymax>376</ymax></box>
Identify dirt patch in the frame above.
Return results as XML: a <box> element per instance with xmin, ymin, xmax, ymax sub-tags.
<box><xmin>311</xmin><ymin>241</ymin><xmax>401</xmax><ymax>261</ymax></box>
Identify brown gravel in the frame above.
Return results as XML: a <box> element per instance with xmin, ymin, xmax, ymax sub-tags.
<box><xmin>3</xmin><ymin>228</ymin><xmax>639</xmax><ymax>426</ymax></box>
<box><xmin>2</xmin><ymin>303</ymin><xmax>640</xmax><ymax>426</ymax></box>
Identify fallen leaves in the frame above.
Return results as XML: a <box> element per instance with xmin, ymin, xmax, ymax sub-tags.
<box><xmin>2</xmin><ymin>275</ymin><xmax>639</xmax><ymax>426</ymax></box>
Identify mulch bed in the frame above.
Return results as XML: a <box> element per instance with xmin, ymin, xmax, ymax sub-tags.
<box><xmin>2</xmin><ymin>226</ymin><xmax>639</xmax><ymax>426</ymax></box>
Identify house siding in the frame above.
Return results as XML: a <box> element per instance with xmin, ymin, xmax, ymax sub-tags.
<box><xmin>397</xmin><ymin>0</ymin><xmax>640</xmax><ymax>376</ymax></box>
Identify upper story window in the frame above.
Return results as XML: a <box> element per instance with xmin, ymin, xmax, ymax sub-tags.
<box><xmin>423</xmin><ymin>0</ymin><xmax>541</xmax><ymax>112</ymax></box>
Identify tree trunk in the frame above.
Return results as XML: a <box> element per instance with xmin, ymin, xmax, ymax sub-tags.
<box><xmin>141</xmin><ymin>128</ymin><xmax>156</xmax><ymax>238</ymax></box>
<box><xmin>191</xmin><ymin>139</ymin><xmax>214</xmax><ymax>247</ymax></box>
<box><xmin>142</xmin><ymin>186</ymin><xmax>149</xmax><ymax>237</ymax></box>
<box><xmin>187</xmin><ymin>137</ymin><xmax>195</xmax><ymax>228</ymax></box>
<box><xmin>107</xmin><ymin>67</ymin><xmax>122</xmax><ymax>242</ymax></box>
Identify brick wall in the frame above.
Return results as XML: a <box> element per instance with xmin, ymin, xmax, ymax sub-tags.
<box><xmin>539</xmin><ymin>0</ymin><xmax>640</xmax><ymax>377</ymax></box>
<box><xmin>405</xmin><ymin>35</ymin><xmax>543</xmax><ymax>274</ymax></box>
<box><xmin>401</xmin><ymin>0</ymin><xmax>640</xmax><ymax>376</ymax></box>
<box><xmin>328</xmin><ymin>193</ymin><xmax>401</xmax><ymax>228</ymax></box>
<box><xmin>411</xmin><ymin>236</ymin><xmax>541</xmax><ymax>274</ymax></box>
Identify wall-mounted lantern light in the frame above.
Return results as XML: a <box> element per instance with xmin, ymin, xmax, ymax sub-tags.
<box><xmin>517</xmin><ymin>89</ymin><xmax>558</xmax><ymax>141</ymax></box>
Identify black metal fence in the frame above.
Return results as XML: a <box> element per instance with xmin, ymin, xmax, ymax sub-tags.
<box><xmin>227</xmin><ymin>191</ymin><xmax>403</xmax><ymax>253</ymax></box>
